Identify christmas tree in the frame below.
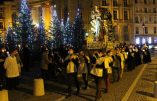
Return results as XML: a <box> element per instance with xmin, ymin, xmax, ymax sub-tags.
<box><xmin>60</xmin><ymin>19</ymin><xmax>65</xmax><ymax>45</ymax></box>
<box><xmin>12</xmin><ymin>13</ymin><xmax>22</xmax><ymax>45</ymax></box>
<box><xmin>38</xmin><ymin>16</ymin><xmax>46</xmax><ymax>46</ymax></box>
<box><xmin>64</xmin><ymin>16</ymin><xmax>74</xmax><ymax>47</ymax></box>
<box><xmin>6</xmin><ymin>26</ymin><xmax>16</xmax><ymax>48</ymax></box>
<box><xmin>49</xmin><ymin>5</ymin><xmax>62</xmax><ymax>48</ymax></box>
<box><xmin>17</xmin><ymin>0</ymin><xmax>35</xmax><ymax>49</ymax></box>
<box><xmin>73</xmin><ymin>8</ymin><xmax>85</xmax><ymax>50</ymax></box>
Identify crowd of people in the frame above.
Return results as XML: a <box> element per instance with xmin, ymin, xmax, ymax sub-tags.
<box><xmin>0</xmin><ymin>43</ymin><xmax>151</xmax><ymax>101</ymax></box>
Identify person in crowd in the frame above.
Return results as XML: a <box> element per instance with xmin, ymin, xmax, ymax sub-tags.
<box><xmin>41</xmin><ymin>47</ymin><xmax>52</xmax><ymax>80</ymax></box>
<box><xmin>4</xmin><ymin>47</ymin><xmax>20</xmax><ymax>90</ymax></box>
<box><xmin>112</xmin><ymin>48</ymin><xmax>121</xmax><ymax>82</ymax></box>
<box><xmin>90</xmin><ymin>51</ymin><xmax>104</xmax><ymax>101</ymax></box>
<box><xmin>127</xmin><ymin>47</ymin><xmax>135</xmax><ymax>71</ymax></box>
<box><xmin>15</xmin><ymin>49</ymin><xmax>23</xmax><ymax>74</ymax></box>
<box><xmin>103</xmin><ymin>50</ymin><xmax>113</xmax><ymax>93</ymax></box>
<box><xmin>22</xmin><ymin>44</ymin><xmax>30</xmax><ymax>72</ymax></box>
<box><xmin>65</xmin><ymin>48</ymin><xmax>80</xmax><ymax>96</ymax></box>
<box><xmin>119</xmin><ymin>48</ymin><xmax>125</xmax><ymax>79</ymax></box>
<box><xmin>78</xmin><ymin>51</ymin><xmax>88</xmax><ymax>89</ymax></box>
<box><xmin>121</xmin><ymin>48</ymin><xmax>128</xmax><ymax>71</ymax></box>
<box><xmin>0</xmin><ymin>47</ymin><xmax>7</xmax><ymax>90</ymax></box>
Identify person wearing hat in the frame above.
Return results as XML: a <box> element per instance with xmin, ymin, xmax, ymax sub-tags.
<box><xmin>4</xmin><ymin>47</ymin><xmax>20</xmax><ymax>90</ymax></box>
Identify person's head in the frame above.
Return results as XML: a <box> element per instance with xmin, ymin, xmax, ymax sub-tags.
<box><xmin>68</xmin><ymin>49</ymin><xmax>74</xmax><ymax>55</ymax></box>
<box><xmin>79</xmin><ymin>51</ymin><xmax>84</xmax><ymax>56</ymax></box>
<box><xmin>107</xmin><ymin>50</ymin><xmax>113</xmax><ymax>56</ymax></box>
<box><xmin>9</xmin><ymin>48</ymin><xmax>17</xmax><ymax>56</ymax></box>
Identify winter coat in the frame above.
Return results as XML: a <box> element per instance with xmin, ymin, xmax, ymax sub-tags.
<box><xmin>4</xmin><ymin>56</ymin><xmax>20</xmax><ymax>78</ymax></box>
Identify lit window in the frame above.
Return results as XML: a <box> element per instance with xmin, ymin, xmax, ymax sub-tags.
<box><xmin>148</xmin><ymin>37</ymin><xmax>152</xmax><ymax>44</ymax></box>
<box><xmin>142</xmin><ymin>38</ymin><xmax>146</xmax><ymax>44</ymax></box>
<box><xmin>136</xmin><ymin>37</ymin><xmax>140</xmax><ymax>44</ymax></box>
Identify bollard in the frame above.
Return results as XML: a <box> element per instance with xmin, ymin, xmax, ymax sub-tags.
<box><xmin>34</xmin><ymin>78</ymin><xmax>45</xmax><ymax>96</ymax></box>
<box><xmin>0</xmin><ymin>90</ymin><xmax>9</xmax><ymax>101</ymax></box>
<box><xmin>154</xmin><ymin>81</ymin><xmax>157</xmax><ymax>98</ymax></box>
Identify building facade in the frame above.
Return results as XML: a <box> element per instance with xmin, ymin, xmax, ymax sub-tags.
<box><xmin>134</xmin><ymin>0</ymin><xmax>157</xmax><ymax>45</ymax></box>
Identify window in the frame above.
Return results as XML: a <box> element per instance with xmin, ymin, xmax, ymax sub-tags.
<box><xmin>135</xmin><ymin>0</ymin><xmax>138</xmax><ymax>3</ymax></box>
<box><xmin>153</xmin><ymin>0</ymin><xmax>156</xmax><ymax>4</ymax></box>
<box><xmin>154</xmin><ymin>27</ymin><xmax>156</xmax><ymax>33</ymax></box>
<box><xmin>0</xmin><ymin>13</ymin><xmax>3</xmax><ymax>19</ymax></box>
<box><xmin>124</xmin><ymin>10</ymin><xmax>128</xmax><ymax>20</ymax></box>
<box><xmin>135</xmin><ymin>37</ymin><xmax>140</xmax><ymax>44</ymax></box>
<box><xmin>145</xmin><ymin>27</ymin><xmax>148</xmax><ymax>34</ymax></box>
<box><xmin>149</xmin><ymin>16</ymin><xmax>152</xmax><ymax>22</ymax></box>
<box><xmin>144</xmin><ymin>8</ymin><xmax>147</xmax><ymax>13</ymax></box>
<box><xmin>153</xmin><ymin>8</ymin><xmax>156</xmax><ymax>13</ymax></box>
<box><xmin>113</xmin><ymin>10</ymin><xmax>118</xmax><ymax>20</ymax></box>
<box><xmin>135</xmin><ymin>16</ymin><xmax>139</xmax><ymax>23</ymax></box>
<box><xmin>102</xmin><ymin>0</ymin><xmax>108</xmax><ymax>6</ymax></box>
<box><xmin>144</xmin><ymin>0</ymin><xmax>147</xmax><ymax>4</ymax></box>
<box><xmin>154</xmin><ymin>17</ymin><xmax>157</xmax><ymax>23</ymax></box>
<box><xmin>123</xmin><ymin>26</ymin><xmax>129</xmax><ymax>41</ymax></box>
<box><xmin>136</xmin><ymin>27</ymin><xmax>139</xmax><ymax>34</ymax></box>
<box><xmin>0</xmin><ymin>22</ymin><xmax>3</xmax><ymax>29</ymax></box>
<box><xmin>113</xmin><ymin>0</ymin><xmax>118</xmax><ymax>6</ymax></box>
<box><xmin>124</xmin><ymin>0</ymin><xmax>128</xmax><ymax>7</ymax></box>
<box><xmin>0</xmin><ymin>7</ymin><xmax>4</xmax><ymax>12</ymax></box>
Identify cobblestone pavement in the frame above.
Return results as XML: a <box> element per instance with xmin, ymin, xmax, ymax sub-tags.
<box><xmin>63</xmin><ymin>65</ymin><xmax>144</xmax><ymax>101</ymax></box>
<box><xmin>128</xmin><ymin>57</ymin><xmax>157</xmax><ymax>101</ymax></box>
<box><xmin>7</xmin><ymin>56</ymin><xmax>157</xmax><ymax>101</ymax></box>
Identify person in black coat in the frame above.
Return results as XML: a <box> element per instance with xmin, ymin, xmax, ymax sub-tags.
<box><xmin>22</xmin><ymin>45</ymin><xmax>30</xmax><ymax>72</ymax></box>
<box><xmin>0</xmin><ymin>47</ymin><xmax>7</xmax><ymax>90</ymax></box>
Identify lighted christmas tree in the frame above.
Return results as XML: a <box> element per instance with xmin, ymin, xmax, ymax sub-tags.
<box><xmin>17</xmin><ymin>0</ymin><xmax>35</xmax><ymax>49</ymax></box>
<box><xmin>6</xmin><ymin>26</ymin><xmax>16</xmax><ymax>48</ymax></box>
<box><xmin>64</xmin><ymin>16</ymin><xmax>74</xmax><ymax>47</ymax></box>
<box><xmin>49</xmin><ymin>5</ymin><xmax>62</xmax><ymax>48</ymax></box>
<box><xmin>12</xmin><ymin>13</ymin><xmax>21</xmax><ymax>45</ymax></box>
<box><xmin>60</xmin><ymin>19</ymin><xmax>65</xmax><ymax>44</ymax></box>
<box><xmin>73</xmin><ymin>8</ymin><xmax>85</xmax><ymax>49</ymax></box>
<box><xmin>38</xmin><ymin>16</ymin><xmax>46</xmax><ymax>46</ymax></box>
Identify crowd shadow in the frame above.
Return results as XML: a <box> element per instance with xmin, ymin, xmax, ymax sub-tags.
<box><xmin>136</xmin><ymin>91</ymin><xmax>154</xmax><ymax>97</ymax></box>
<box><xmin>142</xmin><ymin>78</ymin><xmax>155</xmax><ymax>83</ymax></box>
